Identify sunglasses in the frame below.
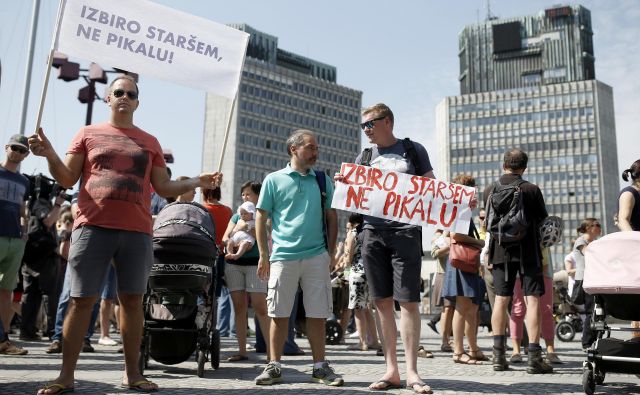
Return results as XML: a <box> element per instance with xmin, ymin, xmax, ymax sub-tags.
<box><xmin>360</xmin><ymin>116</ymin><xmax>386</xmax><ymax>131</ymax></box>
<box><xmin>9</xmin><ymin>145</ymin><xmax>29</xmax><ymax>154</ymax></box>
<box><xmin>593</xmin><ymin>223</ymin><xmax>601</xmax><ymax>227</ymax></box>
<box><xmin>112</xmin><ymin>89</ymin><xmax>138</xmax><ymax>100</ymax></box>
<box><xmin>479</xmin><ymin>216</ymin><xmax>486</xmax><ymax>220</ymax></box>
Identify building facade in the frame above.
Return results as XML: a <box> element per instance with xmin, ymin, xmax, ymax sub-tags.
<box><xmin>437</xmin><ymin>5</ymin><xmax>618</xmax><ymax>265</ymax></box>
<box><xmin>202</xmin><ymin>24</ymin><xmax>362</xmax><ymax>212</ymax></box>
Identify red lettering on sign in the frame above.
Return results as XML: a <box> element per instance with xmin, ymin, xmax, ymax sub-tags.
<box><xmin>383</xmin><ymin>172</ymin><xmax>398</xmax><ymax>191</ymax></box>
<box><xmin>383</xmin><ymin>192</ymin><xmax>399</xmax><ymax>216</ymax></box>
<box><xmin>440</xmin><ymin>203</ymin><xmax>458</xmax><ymax>228</ymax></box>
<box><xmin>368</xmin><ymin>167</ymin><xmax>384</xmax><ymax>190</ymax></box>
<box><xmin>425</xmin><ymin>200</ymin><xmax>438</xmax><ymax>225</ymax></box>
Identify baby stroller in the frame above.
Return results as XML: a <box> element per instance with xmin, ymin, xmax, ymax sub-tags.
<box><xmin>553</xmin><ymin>281</ymin><xmax>583</xmax><ymax>342</ymax></box>
<box><xmin>582</xmin><ymin>231</ymin><xmax>640</xmax><ymax>395</ymax></box>
<box><xmin>140</xmin><ymin>202</ymin><xmax>220</xmax><ymax>377</ymax></box>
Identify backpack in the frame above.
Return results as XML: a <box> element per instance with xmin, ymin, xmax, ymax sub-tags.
<box><xmin>314</xmin><ymin>170</ymin><xmax>328</xmax><ymax>249</ymax></box>
<box><xmin>359</xmin><ymin>138</ymin><xmax>420</xmax><ymax>174</ymax></box>
<box><xmin>486</xmin><ymin>179</ymin><xmax>528</xmax><ymax>245</ymax></box>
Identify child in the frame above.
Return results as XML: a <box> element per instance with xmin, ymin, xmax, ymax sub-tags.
<box><xmin>225</xmin><ymin>201</ymin><xmax>256</xmax><ymax>260</ymax></box>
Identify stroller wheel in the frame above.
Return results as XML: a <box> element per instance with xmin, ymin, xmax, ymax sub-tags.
<box><xmin>325</xmin><ymin>320</ymin><xmax>342</xmax><ymax>345</ymax></box>
<box><xmin>594</xmin><ymin>369</ymin><xmax>605</xmax><ymax>385</ymax></box>
<box><xmin>582</xmin><ymin>364</ymin><xmax>596</xmax><ymax>395</ymax></box>
<box><xmin>196</xmin><ymin>349</ymin><xmax>206</xmax><ymax>378</ymax></box>
<box><xmin>556</xmin><ymin>321</ymin><xmax>575</xmax><ymax>342</ymax></box>
<box><xmin>210</xmin><ymin>329</ymin><xmax>220</xmax><ymax>370</ymax></box>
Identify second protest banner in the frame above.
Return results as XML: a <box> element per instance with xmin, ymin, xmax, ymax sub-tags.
<box><xmin>331</xmin><ymin>163</ymin><xmax>476</xmax><ymax>233</ymax></box>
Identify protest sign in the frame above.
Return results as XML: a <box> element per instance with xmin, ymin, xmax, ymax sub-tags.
<box><xmin>331</xmin><ymin>163</ymin><xmax>476</xmax><ymax>233</ymax></box>
<box><xmin>56</xmin><ymin>0</ymin><xmax>249</xmax><ymax>99</ymax></box>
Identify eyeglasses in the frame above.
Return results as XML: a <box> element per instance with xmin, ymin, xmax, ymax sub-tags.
<box><xmin>593</xmin><ymin>223</ymin><xmax>601</xmax><ymax>228</ymax></box>
<box><xmin>360</xmin><ymin>116</ymin><xmax>386</xmax><ymax>131</ymax></box>
<box><xmin>9</xmin><ymin>145</ymin><xmax>28</xmax><ymax>154</ymax></box>
<box><xmin>112</xmin><ymin>89</ymin><xmax>138</xmax><ymax>100</ymax></box>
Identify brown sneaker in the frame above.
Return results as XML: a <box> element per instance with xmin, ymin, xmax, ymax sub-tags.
<box><xmin>45</xmin><ymin>340</ymin><xmax>62</xmax><ymax>354</ymax></box>
<box><xmin>0</xmin><ymin>340</ymin><xmax>28</xmax><ymax>355</ymax></box>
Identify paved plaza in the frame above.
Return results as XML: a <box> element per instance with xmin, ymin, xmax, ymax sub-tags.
<box><xmin>1</xmin><ymin>319</ymin><xmax>639</xmax><ymax>394</ymax></box>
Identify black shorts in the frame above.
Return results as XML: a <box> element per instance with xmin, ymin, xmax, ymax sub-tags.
<box><xmin>361</xmin><ymin>228</ymin><xmax>422</xmax><ymax>303</ymax></box>
<box><xmin>492</xmin><ymin>261</ymin><xmax>544</xmax><ymax>297</ymax></box>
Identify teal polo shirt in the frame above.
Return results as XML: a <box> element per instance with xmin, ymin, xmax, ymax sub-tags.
<box><xmin>257</xmin><ymin>164</ymin><xmax>334</xmax><ymax>262</ymax></box>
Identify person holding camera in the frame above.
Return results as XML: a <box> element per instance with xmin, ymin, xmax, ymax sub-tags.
<box><xmin>19</xmin><ymin>180</ymin><xmax>68</xmax><ymax>341</ymax></box>
<box><xmin>0</xmin><ymin>134</ymin><xmax>31</xmax><ymax>356</ymax></box>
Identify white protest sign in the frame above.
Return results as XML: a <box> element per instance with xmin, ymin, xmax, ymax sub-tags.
<box><xmin>331</xmin><ymin>163</ymin><xmax>476</xmax><ymax>233</ymax></box>
<box><xmin>56</xmin><ymin>0</ymin><xmax>249</xmax><ymax>99</ymax></box>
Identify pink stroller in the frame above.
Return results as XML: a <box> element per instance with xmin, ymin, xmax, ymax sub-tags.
<box><xmin>582</xmin><ymin>231</ymin><xmax>640</xmax><ymax>394</ymax></box>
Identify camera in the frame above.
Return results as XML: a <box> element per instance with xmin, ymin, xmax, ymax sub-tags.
<box><xmin>23</xmin><ymin>173</ymin><xmax>72</xmax><ymax>207</ymax></box>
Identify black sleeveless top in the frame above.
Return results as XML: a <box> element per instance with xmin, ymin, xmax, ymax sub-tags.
<box><xmin>619</xmin><ymin>186</ymin><xmax>640</xmax><ymax>231</ymax></box>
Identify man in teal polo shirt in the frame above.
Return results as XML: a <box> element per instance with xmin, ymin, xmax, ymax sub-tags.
<box><xmin>254</xmin><ymin>129</ymin><xmax>342</xmax><ymax>386</ymax></box>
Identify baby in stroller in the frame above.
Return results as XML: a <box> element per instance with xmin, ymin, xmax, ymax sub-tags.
<box><xmin>225</xmin><ymin>201</ymin><xmax>256</xmax><ymax>260</ymax></box>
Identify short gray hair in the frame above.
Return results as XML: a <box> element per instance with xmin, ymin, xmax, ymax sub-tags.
<box><xmin>286</xmin><ymin>129</ymin><xmax>315</xmax><ymax>156</ymax></box>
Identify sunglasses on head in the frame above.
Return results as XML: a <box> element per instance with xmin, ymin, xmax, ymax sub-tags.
<box><xmin>360</xmin><ymin>116</ymin><xmax>386</xmax><ymax>131</ymax></box>
<box><xmin>112</xmin><ymin>89</ymin><xmax>138</xmax><ymax>100</ymax></box>
<box><xmin>9</xmin><ymin>145</ymin><xmax>28</xmax><ymax>154</ymax></box>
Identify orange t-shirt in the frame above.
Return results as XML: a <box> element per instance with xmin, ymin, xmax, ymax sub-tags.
<box><xmin>203</xmin><ymin>203</ymin><xmax>233</xmax><ymax>248</ymax></box>
<box><xmin>68</xmin><ymin>123</ymin><xmax>166</xmax><ymax>234</ymax></box>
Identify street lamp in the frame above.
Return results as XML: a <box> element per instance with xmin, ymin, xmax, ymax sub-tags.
<box><xmin>51</xmin><ymin>52</ymin><xmax>138</xmax><ymax>125</ymax></box>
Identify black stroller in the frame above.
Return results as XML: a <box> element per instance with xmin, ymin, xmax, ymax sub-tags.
<box><xmin>140</xmin><ymin>202</ymin><xmax>220</xmax><ymax>377</ymax></box>
<box><xmin>553</xmin><ymin>282</ymin><xmax>583</xmax><ymax>342</ymax></box>
<box><xmin>582</xmin><ymin>231</ymin><xmax>640</xmax><ymax>394</ymax></box>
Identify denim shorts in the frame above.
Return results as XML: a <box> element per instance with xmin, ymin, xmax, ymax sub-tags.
<box><xmin>68</xmin><ymin>226</ymin><xmax>152</xmax><ymax>297</ymax></box>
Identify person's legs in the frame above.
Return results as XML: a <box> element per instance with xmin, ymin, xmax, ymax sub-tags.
<box><xmin>229</xmin><ymin>290</ymin><xmax>248</xmax><ymax>356</ymax></box>
<box><xmin>0</xmin><ymin>237</ymin><xmax>26</xmax><ymax>335</ymax></box>
<box><xmin>39</xmin><ymin>295</ymin><xmax>98</xmax><ymax>393</ymax></box>
<box><xmin>227</xmin><ymin>241</ymin><xmax>251</xmax><ymax>260</ymax></box>
<box><xmin>465</xmin><ymin>302</ymin><xmax>481</xmax><ymax>354</ymax></box>
<box><xmin>509</xmin><ymin>280</ymin><xmax>525</xmax><ymax>358</ymax></box>
<box><xmin>353</xmin><ymin>308</ymin><xmax>368</xmax><ymax>349</ymax></box>
<box><xmin>370</xmin><ymin>298</ymin><xmax>401</xmax><ymax>387</ymax></box>
<box><xmin>118</xmin><ymin>293</ymin><xmax>156</xmax><ymax>389</ymax></box>
<box><xmin>363</xmin><ymin>307</ymin><xmax>380</xmax><ymax>347</ymax></box>
<box><xmin>249</xmin><ymin>291</ymin><xmax>270</xmax><ymax>356</ymax></box>
<box><xmin>582</xmin><ymin>293</ymin><xmax>596</xmax><ymax>349</ymax></box>
<box><xmin>19</xmin><ymin>268</ymin><xmax>42</xmax><ymax>338</ymax></box>
<box><xmin>441</xmin><ymin>304</ymin><xmax>454</xmax><ymax>349</ymax></box>
<box><xmin>306</xmin><ymin>317</ymin><xmax>326</xmax><ymax>362</ymax></box>
<box><xmin>99</xmin><ymin>300</ymin><xmax>114</xmax><ymax>340</ymax></box>
<box><xmin>216</xmin><ymin>286</ymin><xmax>232</xmax><ymax>336</ymax></box>
<box><xmin>452</xmin><ymin>297</ymin><xmax>468</xmax><ymax>356</ymax></box>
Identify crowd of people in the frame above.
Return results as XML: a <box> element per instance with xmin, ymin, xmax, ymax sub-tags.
<box><xmin>1</xmin><ymin>84</ymin><xmax>638</xmax><ymax>394</ymax></box>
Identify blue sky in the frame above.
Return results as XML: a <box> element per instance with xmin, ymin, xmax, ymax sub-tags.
<box><xmin>1</xmin><ymin>0</ymin><xmax>638</xmax><ymax>193</ymax></box>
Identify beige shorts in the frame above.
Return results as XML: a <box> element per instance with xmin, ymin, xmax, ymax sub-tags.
<box><xmin>225</xmin><ymin>263</ymin><xmax>267</xmax><ymax>293</ymax></box>
<box><xmin>267</xmin><ymin>252</ymin><xmax>332</xmax><ymax>319</ymax></box>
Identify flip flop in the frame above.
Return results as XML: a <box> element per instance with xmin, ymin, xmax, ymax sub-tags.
<box><xmin>121</xmin><ymin>380</ymin><xmax>158</xmax><ymax>393</ymax></box>
<box><xmin>227</xmin><ymin>354</ymin><xmax>249</xmax><ymax>362</ymax></box>
<box><xmin>368</xmin><ymin>379</ymin><xmax>401</xmax><ymax>391</ymax></box>
<box><xmin>406</xmin><ymin>381</ymin><xmax>433</xmax><ymax>394</ymax></box>
<box><xmin>36</xmin><ymin>383</ymin><xmax>74</xmax><ymax>395</ymax></box>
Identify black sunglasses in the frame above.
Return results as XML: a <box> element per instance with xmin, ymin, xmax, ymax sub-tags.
<box><xmin>479</xmin><ymin>216</ymin><xmax>486</xmax><ymax>220</ymax></box>
<box><xmin>593</xmin><ymin>223</ymin><xmax>601</xmax><ymax>227</ymax></box>
<box><xmin>360</xmin><ymin>116</ymin><xmax>386</xmax><ymax>131</ymax></box>
<box><xmin>9</xmin><ymin>145</ymin><xmax>28</xmax><ymax>154</ymax></box>
<box><xmin>112</xmin><ymin>89</ymin><xmax>138</xmax><ymax>100</ymax></box>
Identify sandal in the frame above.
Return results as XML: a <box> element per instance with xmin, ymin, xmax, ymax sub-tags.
<box><xmin>227</xmin><ymin>354</ymin><xmax>249</xmax><ymax>362</ymax></box>
<box><xmin>121</xmin><ymin>379</ymin><xmax>158</xmax><ymax>393</ymax></box>
<box><xmin>37</xmin><ymin>383</ymin><xmax>74</xmax><ymax>394</ymax></box>
<box><xmin>469</xmin><ymin>349</ymin><xmax>489</xmax><ymax>361</ymax></box>
<box><xmin>452</xmin><ymin>352</ymin><xmax>482</xmax><ymax>365</ymax></box>
<box><xmin>440</xmin><ymin>343</ymin><xmax>453</xmax><ymax>352</ymax></box>
<box><xmin>417</xmin><ymin>346</ymin><xmax>434</xmax><ymax>358</ymax></box>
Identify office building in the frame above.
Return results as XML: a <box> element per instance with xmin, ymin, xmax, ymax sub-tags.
<box><xmin>437</xmin><ymin>5</ymin><xmax>619</xmax><ymax>264</ymax></box>
<box><xmin>202</xmin><ymin>24</ymin><xmax>362</xmax><ymax>211</ymax></box>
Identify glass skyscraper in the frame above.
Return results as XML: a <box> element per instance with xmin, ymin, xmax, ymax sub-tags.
<box><xmin>436</xmin><ymin>5</ymin><xmax>618</xmax><ymax>264</ymax></box>
<box><xmin>202</xmin><ymin>24</ymin><xmax>362</xmax><ymax>211</ymax></box>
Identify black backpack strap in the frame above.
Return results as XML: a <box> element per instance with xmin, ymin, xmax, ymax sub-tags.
<box><xmin>314</xmin><ymin>169</ymin><xmax>328</xmax><ymax>249</ymax></box>
<box><xmin>360</xmin><ymin>148</ymin><xmax>373</xmax><ymax>166</ymax></box>
<box><xmin>402</xmin><ymin>138</ymin><xmax>420</xmax><ymax>175</ymax></box>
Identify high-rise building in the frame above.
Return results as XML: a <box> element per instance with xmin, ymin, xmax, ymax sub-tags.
<box><xmin>202</xmin><ymin>24</ymin><xmax>362</xmax><ymax>211</ymax></box>
<box><xmin>437</xmin><ymin>5</ymin><xmax>618</xmax><ymax>264</ymax></box>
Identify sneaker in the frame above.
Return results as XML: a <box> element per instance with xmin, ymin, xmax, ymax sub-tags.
<box><xmin>0</xmin><ymin>340</ymin><xmax>28</xmax><ymax>355</ymax></box>
<box><xmin>545</xmin><ymin>352</ymin><xmax>562</xmax><ymax>364</ymax></box>
<box><xmin>311</xmin><ymin>361</ymin><xmax>344</xmax><ymax>386</ymax></box>
<box><xmin>255</xmin><ymin>361</ymin><xmax>283</xmax><ymax>385</ymax></box>
<box><xmin>45</xmin><ymin>340</ymin><xmax>62</xmax><ymax>354</ymax></box>
<box><xmin>98</xmin><ymin>337</ymin><xmax>119</xmax><ymax>346</ymax></box>
<box><xmin>82</xmin><ymin>339</ymin><xmax>94</xmax><ymax>353</ymax></box>
<box><xmin>509</xmin><ymin>353</ymin><xmax>523</xmax><ymax>363</ymax></box>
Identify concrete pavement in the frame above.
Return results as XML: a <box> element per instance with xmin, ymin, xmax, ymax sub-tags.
<box><xmin>1</xmin><ymin>318</ymin><xmax>639</xmax><ymax>394</ymax></box>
